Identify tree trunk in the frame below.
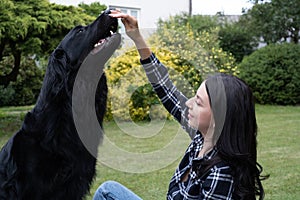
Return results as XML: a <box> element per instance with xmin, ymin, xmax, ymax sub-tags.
<box><xmin>189</xmin><ymin>0</ymin><xmax>192</xmax><ymax>16</ymax></box>
<box><xmin>0</xmin><ymin>38</ymin><xmax>5</xmax><ymax>60</ymax></box>
<box><xmin>0</xmin><ymin>41</ymin><xmax>22</xmax><ymax>87</ymax></box>
<box><xmin>292</xmin><ymin>29</ymin><xmax>299</xmax><ymax>44</ymax></box>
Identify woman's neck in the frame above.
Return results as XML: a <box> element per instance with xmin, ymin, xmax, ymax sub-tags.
<box><xmin>198</xmin><ymin>135</ymin><xmax>214</xmax><ymax>158</ymax></box>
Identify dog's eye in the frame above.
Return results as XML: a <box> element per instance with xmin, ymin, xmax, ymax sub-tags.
<box><xmin>76</xmin><ymin>28</ymin><xmax>84</xmax><ymax>34</ymax></box>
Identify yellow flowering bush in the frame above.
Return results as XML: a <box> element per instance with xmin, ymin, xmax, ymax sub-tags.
<box><xmin>105</xmin><ymin>48</ymin><xmax>193</xmax><ymax>121</ymax></box>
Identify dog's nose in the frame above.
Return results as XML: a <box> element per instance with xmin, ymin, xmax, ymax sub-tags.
<box><xmin>104</xmin><ymin>9</ymin><xmax>111</xmax><ymax>15</ymax></box>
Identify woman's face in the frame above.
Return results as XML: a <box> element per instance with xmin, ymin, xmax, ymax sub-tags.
<box><xmin>185</xmin><ymin>81</ymin><xmax>212</xmax><ymax>135</ymax></box>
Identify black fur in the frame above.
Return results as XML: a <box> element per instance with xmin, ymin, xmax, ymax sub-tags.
<box><xmin>0</xmin><ymin>11</ymin><xmax>118</xmax><ymax>200</ymax></box>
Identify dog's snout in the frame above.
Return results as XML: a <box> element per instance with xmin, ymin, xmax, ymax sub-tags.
<box><xmin>104</xmin><ymin>9</ymin><xmax>111</xmax><ymax>15</ymax></box>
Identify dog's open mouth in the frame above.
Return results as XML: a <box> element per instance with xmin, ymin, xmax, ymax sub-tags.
<box><xmin>94</xmin><ymin>30</ymin><xmax>114</xmax><ymax>47</ymax></box>
<box><xmin>92</xmin><ymin>27</ymin><xmax>117</xmax><ymax>55</ymax></box>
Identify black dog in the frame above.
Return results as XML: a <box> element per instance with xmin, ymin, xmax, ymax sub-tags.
<box><xmin>0</xmin><ymin>10</ymin><xmax>118</xmax><ymax>199</ymax></box>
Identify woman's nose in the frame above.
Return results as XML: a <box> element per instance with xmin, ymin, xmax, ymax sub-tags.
<box><xmin>186</xmin><ymin>98</ymin><xmax>193</xmax><ymax>109</ymax></box>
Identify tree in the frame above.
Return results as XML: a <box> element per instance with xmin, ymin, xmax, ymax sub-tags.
<box><xmin>167</xmin><ymin>13</ymin><xmax>258</xmax><ymax>63</ymax></box>
<box><xmin>190</xmin><ymin>15</ymin><xmax>220</xmax><ymax>34</ymax></box>
<box><xmin>153</xmin><ymin>14</ymin><xmax>237</xmax><ymax>86</ymax></box>
<box><xmin>0</xmin><ymin>0</ymin><xmax>103</xmax><ymax>87</ymax></box>
<box><xmin>246</xmin><ymin>0</ymin><xmax>300</xmax><ymax>44</ymax></box>
<box><xmin>218</xmin><ymin>14</ymin><xmax>259</xmax><ymax>63</ymax></box>
<box><xmin>78</xmin><ymin>1</ymin><xmax>107</xmax><ymax>17</ymax></box>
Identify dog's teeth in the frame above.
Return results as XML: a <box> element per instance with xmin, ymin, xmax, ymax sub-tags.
<box><xmin>110</xmin><ymin>30</ymin><xmax>114</xmax><ymax>35</ymax></box>
<box><xmin>94</xmin><ymin>39</ymin><xmax>106</xmax><ymax>47</ymax></box>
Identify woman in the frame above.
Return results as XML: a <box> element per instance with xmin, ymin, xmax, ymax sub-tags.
<box><xmin>93</xmin><ymin>10</ymin><xmax>267</xmax><ymax>200</ymax></box>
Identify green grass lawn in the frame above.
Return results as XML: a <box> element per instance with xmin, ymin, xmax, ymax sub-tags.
<box><xmin>0</xmin><ymin>105</ymin><xmax>299</xmax><ymax>200</ymax></box>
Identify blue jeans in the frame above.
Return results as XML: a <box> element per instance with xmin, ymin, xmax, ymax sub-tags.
<box><xmin>93</xmin><ymin>181</ymin><xmax>143</xmax><ymax>200</ymax></box>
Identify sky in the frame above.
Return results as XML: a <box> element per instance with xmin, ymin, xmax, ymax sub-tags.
<box><xmin>193</xmin><ymin>0</ymin><xmax>252</xmax><ymax>15</ymax></box>
<box><xmin>49</xmin><ymin>0</ymin><xmax>253</xmax><ymax>15</ymax></box>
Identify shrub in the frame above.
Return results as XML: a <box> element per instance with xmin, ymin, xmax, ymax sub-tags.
<box><xmin>219</xmin><ymin>21</ymin><xmax>258</xmax><ymax>63</ymax></box>
<box><xmin>238</xmin><ymin>43</ymin><xmax>300</xmax><ymax>105</ymax></box>
<box><xmin>151</xmin><ymin>17</ymin><xmax>237</xmax><ymax>78</ymax></box>
<box><xmin>105</xmin><ymin>48</ymin><xmax>193</xmax><ymax>121</ymax></box>
<box><xmin>0</xmin><ymin>85</ymin><xmax>15</xmax><ymax>106</ymax></box>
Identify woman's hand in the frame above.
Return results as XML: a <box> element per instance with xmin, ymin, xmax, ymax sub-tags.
<box><xmin>109</xmin><ymin>9</ymin><xmax>151</xmax><ymax>60</ymax></box>
<box><xmin>109</xmin><ymin>10</ymin><xmax>141</xmax><ymax>42</ymax></box>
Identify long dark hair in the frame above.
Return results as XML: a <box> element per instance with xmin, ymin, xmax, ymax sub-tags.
<box><xmin>205</xmin><ymin>73</ymin><xmax>268</xmax><ymax>200</ymax></box>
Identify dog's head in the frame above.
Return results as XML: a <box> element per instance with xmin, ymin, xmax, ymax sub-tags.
<box><xmin>41</xmin><ymin>10</ymin><xmax>118</xmax><ymax>100</ymax></box>
<box><xmin>55</xmin><ymin>10</ymin><xmax>118</xmax><ymax>67</ymax></box>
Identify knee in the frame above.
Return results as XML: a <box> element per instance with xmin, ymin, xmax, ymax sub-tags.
<box><xmin>95</xmin><ymin>180</ymin><xmax>121</xmax><ymax>194</ymax></box>
<box><xmin>100</xmin><ymin>180</ymin><xmax>120</xmax><ymax>190</ymax></box>
<box><xmin>93</xmin><ymin>180</ymin><xmax>122</xmax><ymax>200</ymax></box>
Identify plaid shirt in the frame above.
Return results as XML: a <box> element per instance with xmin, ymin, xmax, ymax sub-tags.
<box><xmin>141</xmin><ymin>53</ymin><xmax>234</xmax><ymax>200</ymax></box>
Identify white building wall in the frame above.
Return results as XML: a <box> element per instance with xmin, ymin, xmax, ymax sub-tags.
<box><xmin>50</xmin><ymin>0</ymin><xmax>189</xmax><ymax>29</ymax></box>
<box><xmin>100</xmin><ymin>0</ymin><xmax>189</xmax><ymax>29</ymax></box>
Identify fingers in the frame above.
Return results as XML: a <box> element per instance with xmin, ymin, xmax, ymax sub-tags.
<box><xmin>109</xmin><ymin>13</ymin><xmax>128</xmax><ymax>18</ymax></box>
<box><xmin>109</xmin><ymin>9</ymin><xmax>121</xmax><ymax>14</ymax></box>
<box><xmin>109</xmin><ymin>9</ymin><xmax>140</xmax><ymax>40</ymax></box>
<box><xmin>109</xmin><ymin>9</ymin><xmax>128</xmax><ymax>18</ymax></box>
<box><xmin>109</xmin><ymin>10</ymin><xmax>138</xmax><ymax>27</ymax></box>
<box><xmin>109</xmin><ymin>9</ymin><xmax>137</xmax><ymax>22</ymax></box>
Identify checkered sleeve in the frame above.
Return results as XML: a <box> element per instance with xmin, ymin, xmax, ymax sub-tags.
<box><xmin>200</xmin><ymin>165</ymin><xmax>234</xmax><ymax>200</ymax></box>
<box><xmin>141</xmin><ymin>53</ymin><xmax>198</xmax><ymax>139</ymax></box>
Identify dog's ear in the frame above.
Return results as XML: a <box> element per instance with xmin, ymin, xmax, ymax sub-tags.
<box><xmin>44</xmin><ymin>48</ymin><xmax>71</xmax><ymax>99</ymax></box>
<box><xmin>51</xmin><ymin>48</ymin><xmax>71</xmax><ymax>77</ymax></box>
<box><xmin>54</xmin><ymin>48</ymin><xmax>70</xmax><ymax>64</ymax></box>
<box><xmin>50</xmin><ymin>48</ymin><xmax>67</xmax><ymax>79</ymax></box>
<box><xmin>54</xmin><ymin>48</ymin><xmax>65</xmax><ymax>60</ymax></box>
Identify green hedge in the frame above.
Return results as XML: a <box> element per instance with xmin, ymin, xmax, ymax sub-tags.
<box><xmin>238</xmin><ymin>43</ymin><xmax>300</xmax><ymax>105</ymax></box>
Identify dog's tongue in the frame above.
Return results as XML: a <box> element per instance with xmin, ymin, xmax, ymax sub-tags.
<box><xmin>98</xmin><ymin>39</ymin><xmax>105</xmax><ymax>44</ymax></box>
